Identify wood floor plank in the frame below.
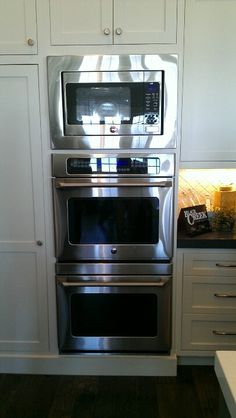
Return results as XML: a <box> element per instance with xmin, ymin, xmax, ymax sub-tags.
<box><xmin>0</xmin><ymin>366</ymin><xmax>220</xmax><ymax>418</ymax></box>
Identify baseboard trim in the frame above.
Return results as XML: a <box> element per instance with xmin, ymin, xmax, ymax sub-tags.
<box><xmin>178</xmin><ymin>356</ymin><xmax>214</xmax><ymax>366</ymax></box>
<box><xmin>0</xmin><ymin>353</ymin><xmax>177</xmax><ymax>376</ymax></box>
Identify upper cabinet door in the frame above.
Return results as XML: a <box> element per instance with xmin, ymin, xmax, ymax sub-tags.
<box><xmin>181</xmin><ymin>0</ymin><xmax>236</xmax><ymax>162</ymax></box>
<box><xmin>50</xmin><ymin>0</ymin><xmax>113</xmax><ymax>45</ymax></box>
<box><xmin>0</xmin><ymin>0</ymin><xmax>37</xmax><ymax>54</ymax></box>
<box><xmin>49</xmin><ymin>0</ymin><xmax>177</xmax><ymax>45</ymax></box>
<box><xmin>114</xmin><ymin>0</ymin><xmax>177</xmax><ymax>44</ymax></box>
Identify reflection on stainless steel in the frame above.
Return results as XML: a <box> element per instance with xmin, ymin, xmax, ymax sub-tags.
<box><xmin>47</xmin><ymin>54</ymin><xmax>178</xmax><ymax>149</ymax></box>
<box><xmin>56</xmin><ymin>262</ymin><xmax>173</xmax><ymax>276</ymax></box>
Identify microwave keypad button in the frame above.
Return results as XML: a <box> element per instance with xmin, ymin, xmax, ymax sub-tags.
<box><xmin>145</xmin><ymin>114</ymin><xmax>159</xmax><ymax>125</ymax></box>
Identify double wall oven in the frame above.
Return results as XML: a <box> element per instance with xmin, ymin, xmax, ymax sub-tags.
<box><xmin>48</xmin><ymin>54</ymin><xmax>177</xmax><ymax>354</ymax></box>
<box><xmin>52</xmin><ymin>154</ymin><xmax>175</xmax><ymax>353</ymax></box>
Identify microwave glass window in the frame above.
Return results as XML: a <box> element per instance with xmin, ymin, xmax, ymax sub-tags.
<box><xmin>68</xmin><ymin>197</ymin><xmax>159</xmax><ymax>245</ymax></box>
<box><xmin>65</xmin><ymin>83</ymin><xmax>146</xmax><ymax>125</ymax></box>
<box><xmin>71</xmin><ymin>293</ymin><xmax>158</xmax><ymax>337</ymax></box>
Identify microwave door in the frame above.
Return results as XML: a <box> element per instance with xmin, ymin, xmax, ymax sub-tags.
<box><xmin>62</xmin><ymin>71</ymin><xmax>145</xmax><ymax>137</ymax></box>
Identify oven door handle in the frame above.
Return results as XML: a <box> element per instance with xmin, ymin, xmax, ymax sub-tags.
<box><xmin>59</xmin><ymin>280</ymin><xmax>169</xmax><ymax>287</ymax></box>
<box><xmin>54</xmin><ymin>179</ymin><xmax>173</xmax><ymax>188</ymax></box>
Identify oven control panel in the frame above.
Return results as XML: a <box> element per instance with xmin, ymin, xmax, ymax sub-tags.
<box><xmin>52</xmin><ymin>154</ymin><xmax>175</xmax><ymax>177</ymax></box>
<box><xmin>67</xmin><ymin>157</ymin><xmax>161</xmax><ymax>175</ymax></box>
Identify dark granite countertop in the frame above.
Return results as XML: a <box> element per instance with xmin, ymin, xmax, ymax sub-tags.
<box><xmin>177</xmin><ymin>230</ymin><xmax>236</xmax><ymax>249</ymax></box>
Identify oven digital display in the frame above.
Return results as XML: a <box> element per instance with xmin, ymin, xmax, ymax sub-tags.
<box><xmin>67</xmin><ymin>157</ymin><xmax>160</xmax><ymax>175</ymax></box>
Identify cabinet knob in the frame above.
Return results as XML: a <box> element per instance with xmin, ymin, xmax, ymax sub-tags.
<box><xmin>103</xmin><ymin>28</ymin><xmax>111</xmax><ymax>36</ymax></box>
<box><xmin>115</xmin><ymin>27</ymin><xmax>123</xmax><ymax>35</ymax></box>
<box><xmin>36</xmin><ymin>240</ymin><xmax>43</xmax><ymax>246</ymax></box>
<box><xmin>27</xmin><ymin>38</ymin><xmax>35</xmax><ymax>46</ymax></box>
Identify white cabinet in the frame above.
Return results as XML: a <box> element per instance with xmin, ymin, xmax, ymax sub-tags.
<box><xmin>177</xmin><ymin>250</ymin><xmax>236</xmax><ymax>355</ymax></box>
<box><xmin>0</xmin><ymin>0</ymin><xmax>37</xmax><ymax>54</ymax></box>
<box><xmin>181</xmin><ymin>0</ymin><xmax>236</xmax><ymax>162</ymax></box>
<box><xmin>0</xmin><ymin>65</ymin><xmax>48</xmax><ymax>352</ymax></box>
<box><xmin>49</xmin><ymin>0</ymin><xmax>177</xmax><ymax>45</ymax></box>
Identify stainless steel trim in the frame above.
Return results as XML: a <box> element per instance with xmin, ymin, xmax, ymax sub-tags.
<box><xmin>56</xmin><ymin>263</ymin><xmax>173</xmax><ymax>276</ymax></box>
<box><xmin>216</xmin><ymin>263</ymin><xmax>236</xmax><ymax>268</ymax></box>
<box><xmin>214</xmin><ymin>293</ymin><xmax>236</xmax><ymax>298</ymax></box>
<box><xmin>212</xmin><ymin>330</ymin><xmax>236</xmax><ymax>336</ymax></box>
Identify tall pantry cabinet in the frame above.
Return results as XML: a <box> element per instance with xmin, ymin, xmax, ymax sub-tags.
<box><xmin>181</xmin><ymin>0</ymin><xmax>236</xmax><ymax>162</ymax></box>
<box><xmin>0</xmin><ymin>65</ymin><xmax>49</xmax><ymax>353</ymax></box>
<box><xmin>0</xmin><ymin>1</ymin><xmax>49</xmax><ymax>353</ymax></box>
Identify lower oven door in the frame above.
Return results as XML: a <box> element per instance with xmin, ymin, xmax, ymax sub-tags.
<box><xmin>56</xmin><ymin>275</ymin><xmax>172</xmax><ymax>353</ymax></box>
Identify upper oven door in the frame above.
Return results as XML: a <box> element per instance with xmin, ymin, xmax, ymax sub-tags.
<box><xmin>53</xmin><ymin>178</ymin><xmax>173</xmax><ymax>262</ymax></box>
<box><xmin>62</xmin><ymin>71</ymin><xmax>163</xmax><ymax>137</ymax></box>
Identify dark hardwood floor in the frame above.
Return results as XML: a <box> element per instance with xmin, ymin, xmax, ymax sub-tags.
<box><xmin>0</xmin><ymin>366</ymin><xmax>220</xmax><ymax>418</ymax></box>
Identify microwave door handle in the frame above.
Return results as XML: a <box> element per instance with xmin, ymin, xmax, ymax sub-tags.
<box><xmin>54</xmin><ymin>180</ymin><xmax>173</xmax><ymax>188</ymax></box>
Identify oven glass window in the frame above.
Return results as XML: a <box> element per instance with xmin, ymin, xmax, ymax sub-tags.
<box><xmin>68</xmin><ymin>197</ymin><xmax>159</xmax><ymax>244</ymax></box>
<box><xmin>65</xmin><ymin>83</ymin><xmax>144</xmax><ymax>125</ymax></box>
<box><xmin>71</xmin><ymin>293</ymin><xmax>158</xmax><ymax>337</ymax></box>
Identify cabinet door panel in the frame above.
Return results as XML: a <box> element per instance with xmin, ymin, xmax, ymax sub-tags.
<box><xmin>0</xmin><ymin>253</ymin><xmax>45</xmax><ymax>351</ymax></box>
<box><xmin>50</xmin><ymin>0</ymin><xmax>112</xmax><ymax>45</ymax></box>
<box><xmin>0</xmin><ymin>66</ymin><xmax>48</xmax><ymax>352</ymax></box>
<box><xmin>183</xmin><ymin>252</ymin><xmax>236</xmax><ymax>277</ymax></box>
<box><xmin>114</xmin><ymin>0</ymin><xmax>177</xmax><ymax>44</ymax></box>
<box><xmin>0</xmin><ymin>0</ymin><xmax>37</xmax><ymax>54</ymax></box>
<box><xmin>181</xmin><ymin>0</ymin><xmax>236</xmax><ymax>161</ymax></box>
<box><xmin>183</xmin><ymin>277</ymin><xmax>236</xmax><ymax>314</ymax></box>
<box><xmin>182</xmin><ymin>314</ymin><xmax>236</xmax><ymax>351</ymax></box>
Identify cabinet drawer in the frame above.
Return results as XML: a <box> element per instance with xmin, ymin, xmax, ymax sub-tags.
<box><xmin>182</xmin><ymin>314</ymin><xmax>236</xmax><ymax>351</ymax></box>
<box><xmin>183</xmin><ymin>252</ymin><xmax>236</xmax><ymax>276</ymax></box>
<box><xmin>183</xmin><ymin>276</ymin><xmax>236</xmax><ymax>313</ymax></box>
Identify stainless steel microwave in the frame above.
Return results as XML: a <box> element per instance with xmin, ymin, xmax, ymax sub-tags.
<box><xmin>47</xmin><ymin>54</ymin><xmax>178</xmax><ymax>150</ymax></box>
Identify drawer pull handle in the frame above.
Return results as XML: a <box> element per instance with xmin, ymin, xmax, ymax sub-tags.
<box><xmin>214</xmin><ymin>293</ymin><xmax>236</xmax><ymax>298</ymax></box>
<box><xmin>212</xmin><ymin>330</ymin><xmax>236</xmax><ymax>336</ymax></box>
<box><xmin>216</xmin><ymin>263</ymin><xmax>236</xmax><ymax>268</ymax></box>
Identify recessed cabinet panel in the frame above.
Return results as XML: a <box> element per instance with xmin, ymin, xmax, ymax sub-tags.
<box><xmin>0</xmin><ymin>0</ymin><xmax>37</xmax><ymax>54</ymax></box>
<box><xmin>183</xmin><ymin>252</ymin><xmax>236</xmax><ymax>277</ymax></box>
<box><xmin>114</xmin><ymin>0</ymin><xmax>177</xmax><ymax>44</ymax></box>
<box><xmin>0</xmin><ymin>75</ymin><xmax>35</xmax><ymax>241</ymax></box>
<box><xmin>181</xmin><ymin>0</ymin><xmax>236</xmax><ymax>161</ymax></box>
<box><xmin>182</xmin><ymin>314</ymin><xmax>236</xmax><ymax>351</ymax></box>
<box><xmin>50</xmin><ymin>0</ymin><xmax>112</xmax><ymax>45</ymax></box>
<box><xmin>183</xmin><ymin>277</ymin><xmax>236</xmax><ymax>314</ymax></box>
<box><xmin>0</xmin><ymin>253</ymin><xmax>42</xmax><ymax>351</ymax></box>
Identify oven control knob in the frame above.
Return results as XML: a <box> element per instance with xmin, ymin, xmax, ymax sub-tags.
<box><xmin>111</xmin><ymin>247</ymin><xmax>117</xmax><ymax>254</ymax></box>
<box><xmin>110</xmin><ymin>126</ymin><xmax>118</xmax><ymax>133</ymax></box>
